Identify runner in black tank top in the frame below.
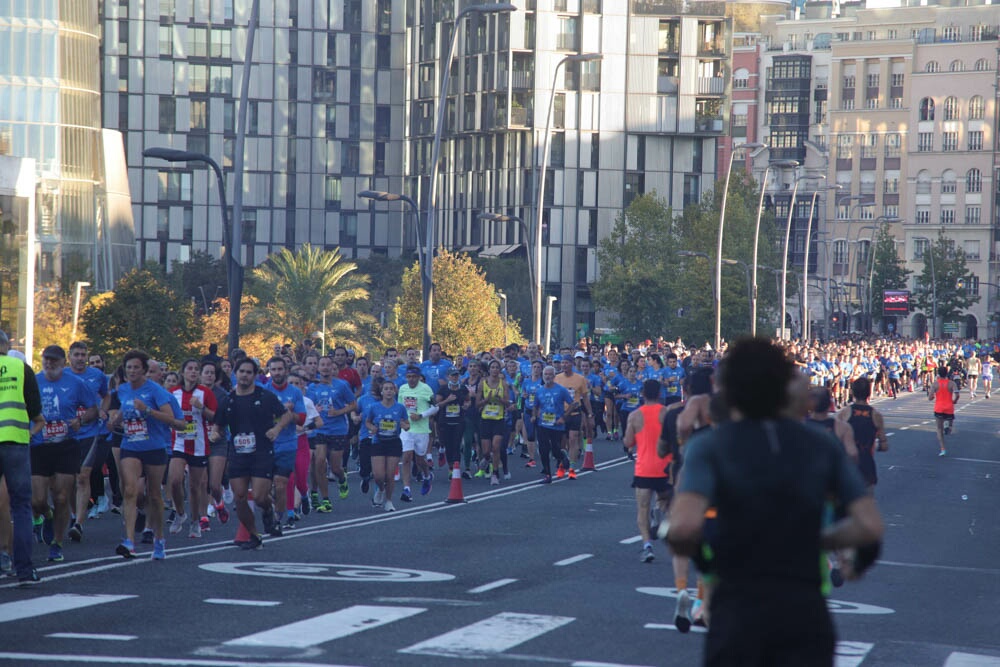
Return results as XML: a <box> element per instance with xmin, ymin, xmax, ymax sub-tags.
<box><xmin>836</xmin><ymin>378</ymin><xmax>887</xmax><ymax>487</ymax></box>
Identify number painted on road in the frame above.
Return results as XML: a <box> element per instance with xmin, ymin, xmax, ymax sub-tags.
<box><xmin>200</xmin><ymin>562</ymin><xmax>455</xmax><ymax>583</ymax></box>
<box><xmin>636</xmin><ymin>587</ymin><xmax>894</xmax><ymax>615</ymax></box>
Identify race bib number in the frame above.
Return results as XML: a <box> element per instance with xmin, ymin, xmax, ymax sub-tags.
<box><xmin>233</xmin><ymin>432</ymin><xmax>256</xmax><ymax>454</ymax></box>
<box><xmin>626</xmin><ymin>397</ymin><xmax>639</xmax><ymax>408</ymax></box>
<box><xmin>541</xmin><ymin>411</ymin><xmax>556</xmax><ymax>427</ymax></box>
<box><xmin>378</xmin><ymin>419</ymin><xmax>397</xmax><ymax>436</ymax></box>
<box><xmin>483</xmin><ymin>404</ymin><xmax>501</xmax><ymax>418</ymax></box>
<box><xmin>183</xmin><ymin>420</ymin><xmax>197</xmax><ymax>439</ymax></box>
<box><xmin>445</xmin><ymin>404</ymin><xmax>461</xmax><ymax>416</ymax></box>
<box><xmin>124</xmin><ymin>418</ymin><xmax>148</xmax><ymax>441</ymax></box>
<box><xmin>403</xmin><ymin>397</ymin><xmax>417</xmax><ymax>410</ymax></box>
<box><xmin>76</xmin><ymin>405</ymin><xmax>88</xmax><ymax>420</ymax></box>
<box><xmin>43</xmin><ymin>420</ymin><xmax>68</xmax><ymax>441</ymax></box>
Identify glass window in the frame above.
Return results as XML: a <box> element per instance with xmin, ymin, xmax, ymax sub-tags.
<box><xmin>943</xmin><ymin>96</ymin><xmax>958</xmax><ymax>121</ymax></box>
<box><xmin>210</xmin><ymin>65</ymin><xmax>231</xmax><ymax>94</ymax></box>
<box><xmin>969</xmin><ymin>96</ymin><xmax>984</xmax><ymax>120</ymax></box>
<box><xmin>967</xmin><ymin>169</ymin><xmax>982</xmax><ymax>193</ymax></box>
<box><xmin>210</xmin><ymin>30</ymin><xmax>231</xmax><ymax>59</ymax></box>
<box><xmin>191</xmin><ymin>99</ymin><xmax>208</xmax><ymax>129</ymax></box>
<box><xmin>159</xmin><ymin>97</ymin><xmax>176</xmax><ymax>133</ymax></box>
<box><xmin>189</xmin><ymin>64</ymin><xmax>207</xmax><ymax>92</ymax></box>
<box><xmin>325</xmin><ymin>176</ymin><xmax>341</xmax><ymax>211</ymax></box>
<box><xmin>188</xmin><ymin>28</ymin><xmax>208</xmax><ymax>58</ymax></box>
<box><xmin>159</xmin><ymin>26</ymin><xmax>173</xmax><ymax>56</ymax></box>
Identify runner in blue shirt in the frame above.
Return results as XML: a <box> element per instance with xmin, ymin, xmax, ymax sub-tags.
<box><xmin>32</xmin><ymin>345</ymin><xmax>99</xmax><ymax>562</ymax></box>
<box><xmin>353</xmin><ymin>378</ymin><xmax>382</xmax><ymax>498</ymax></box>
<box><xmin>111</xmin><ymin>349</ymin><xmax>184</xmax><ymax>561</ymax></box>
<box><xmin>520</xmin><ymin>360</ymin><xmax>544</xmax><ymax>469</ymax></box>
<box><xmin>263</xmin><ymin>357</ymin><xmax>306</xmax><ymax>535</ymax></box>
<box><xmin>661</xmin><ymin>353</ymin><xmax>685</xmax><ymax>407</ymax></box>
<box><xmin>306</xmin><ymin>355</ymin><xmax>355</xmax><ymax>512</ymax></box>
<box><xmin>364</xmin><ymin>381</ymin><xmax>410</xmax><ymax>512</ymax></box>
<box><xmin>419</xmin><ymin>343</ymin><xmax>454</xmax><ymax>389</ymax></box>
<box><xmin>66</xmin><ymin>341</ymin><xmax>110</xmax><ymax>540</ymax></box>
<box><xmin>533</xmin><ymin>365</ymin><xmax>575</xmax><ymax>483</ymax></box>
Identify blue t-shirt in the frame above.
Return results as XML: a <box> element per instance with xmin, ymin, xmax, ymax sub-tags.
<box><xmin>534</xmin><ymin>383</ymin><xmax>573</xmax><ymax>432</ymax></box>
<box><xmin>521</xmin><ymin>377</ymin><xmax>541</xmax><ymax>412</ymax></box>
<box><xmin>264</xmin><ymin>380</ymin><xmax>305</xmax><ymax>452</ymax></box>
<box><xmin>661</xmin><ymin>366</ymin><xmax>685</xmax><ymax>397</ymax></box>
<box><xmin>586</xmin><ymin>372</ymin><xmax>604</xmax><ymax>402</ymax></box>
<box><xmin>356</xmin><ymin>393</ymin><xmax>380</xmax><ymax>441</ymax></box>
<box><xmin>69</xmin><ymin>367</ymin><xmax>108</xmax><ymax>438</ymax></box>
<box><xmin>365</xmin><ymin>401</ymin><xmax>409</xmax><ymax>441</ymax></box>
<box><xmin>617</xmin><ymin>378</ymin><xmax>644</xmax><ymax>412</ymax></box>
<box><xmin>420</xmin><ymin>358</ymin><xmax>454</xmax><ymax>389</ymax></box>
<box><xmin>116</xmin><ymin>380</ymin><xmax>182</xmax><ymax>452</ymax></box>
<box><xmin>307</xmin><ymin>378</ymin><xmax>356</xmax><ymax>437</ymax></box>
<box><xmin>33</xmin><ymin>372</ymin><xmax>98</xmax><ymax>446</ymax></box>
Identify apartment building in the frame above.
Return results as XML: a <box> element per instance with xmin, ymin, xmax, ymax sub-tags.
<box><xmin>759</xmin><ymin>1</ymin><xmax>999</xmax><ymax>338</ymax></box>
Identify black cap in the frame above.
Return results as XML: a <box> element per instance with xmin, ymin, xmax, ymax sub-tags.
<box><xmin>42</xmin><ymin>345</ymin><xmax>66</xmax><ymax>360</ymax></box>
<box><xmin>404</xmin><ymin>364</ymin><xmax>421</xmax><ymax>375</ymax></box>
<box><xmin>447</xmin><ymin>367</ymin><xmax>461</xmax><ymax>375</ymax></box>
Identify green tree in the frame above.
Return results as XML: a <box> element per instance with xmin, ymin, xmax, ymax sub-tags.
<box><xmin>243</xmin><ymin>244</ymin><xmax>383</xmax><ymax>354</ymax></box>
<box><xmin>169</xmin><ymin>251</ymin><xmax>229</xmax><ymax>315</ymax></box>
<box><xmin>80</xmin><ymin>267</ymin><xmax>203</xmax><ymax>367</ymax></box>
<box><xmin>592</xmin><ymin>193</ymin><xmax>676</xmax><ymax>341</ymax></box>
<box><xmin>867</xmin><ymin>224</ymin><xmax>911</xmax><ymax>327</ymax></box>
<box><xmin>391</xmin><ymin>249</ymin><xmax>523</xmax><ymax>353</ymax></box>
<box><xmin>911</xmin><ymin>233</ymin><xmax>980</xmax><ymax>328</ymax></box>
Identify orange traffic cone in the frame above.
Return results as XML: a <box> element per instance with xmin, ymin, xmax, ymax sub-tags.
<box><xmin>445</xmin><ymin>462</ymin><xmax>466</xmax><ymax>504</ymax></box>
<box><xmin>581</xmin><ymin>440</ymin><xmax>596</xmax><ymax>471</ymax></box>
<box><xmin>233</xmin><ymin>488</ymin><xmax>256</xmax><ymax>544</ymax></box>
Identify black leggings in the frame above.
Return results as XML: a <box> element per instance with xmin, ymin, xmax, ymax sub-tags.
<box><xmin>536</xmin><ymin>425</ymin><xmax>569</xmax><ymax>476</ymax></box>
<box><xmin>438</xmin><ymin>423</ymin><xmax>464</xmax><ymax>467</ymax></box>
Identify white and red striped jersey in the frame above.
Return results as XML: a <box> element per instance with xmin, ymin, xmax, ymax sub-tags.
<box><xmin>171</xmin><ymin>385</ymin><xmax>218</xmax><ymax>456</ymax></box>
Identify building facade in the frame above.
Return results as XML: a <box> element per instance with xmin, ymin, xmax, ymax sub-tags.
<box><xmin>759</xmin><ymin>1</ymin><xmax>999</xmax><ymax>339</ymax></box>
<box><xmin>0</xmin><ymin>0</ymin><xmax>135</xmax><ymax>356</ymax></box>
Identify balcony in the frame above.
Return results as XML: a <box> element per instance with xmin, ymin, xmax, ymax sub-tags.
<box><xmin>698</xmin><ymin>38</ymin><xmax>726</xmax><ymax>57</ymax></box>
<box><xmin>695</xmin><ymin>114</ymin><xmax>724</xmax><ymax>133</ymax></box>
<box><xmin>511</xmin><ymin>70</ymin><xmax>533</xmax><ymax>90</ymax></box>
<box><xmin>510</xmin><ymin>106</ymin><xmax>530</xmax><ymax>126</ymax></box>
<box><xmin>697</xmin><ymin>77</ymin><xmax>725</xmax><ymax>94</ymax></box>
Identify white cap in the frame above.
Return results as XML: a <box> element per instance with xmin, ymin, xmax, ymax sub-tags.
<box><xmin>7</xmin><ymin>350</ymin><xmax>26</xmax><ymax>361</ymax></box>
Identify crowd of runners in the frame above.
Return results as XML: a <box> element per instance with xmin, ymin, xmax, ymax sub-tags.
<box><xmin>0</xmin><ymin>331</ymin><xmax>988</xmax><ymax>602</ymax></box>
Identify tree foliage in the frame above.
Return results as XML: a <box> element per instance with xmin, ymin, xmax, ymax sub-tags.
<box><xmin>474</xmin><ymin>256</ymin><xmax>532</xmax><ymax>336</ymax></box>
<box><xmin>911</xmin><ymin>232</ymin><xmax>980</xmax><ymax>325</ymax></box>
<box><xmin>169</xmin><ymin>251</ymin><xmax>229</xmax><ymax>316</ymax></box>
<box><xmin>868</xmin><ymin>224</ymin><xmax>911</xmax><ymax>326</ymax></box>
<box><xmin>31</xmin><ymin>289</ymin><xmax>76</xmax><ymax>368</ymax></box>
<box><xmin>80</xmin><ymin>267</ymin><xmax>203</xmax><ymax>367</ymax></box>
<box><xmin>390</xmin><ymin>249</ymin><xmax>523</xmax><ymax>353</ymax></box>
<box><xmin>243</xmin><ymin>244</ymin><xmax>384</xmax><ymax>355</ymax></box>
<box><xmin>593</xmin><ymin>175</ymin><xmax>781</xmax><ymax>345</ymax></box>
<box><xmin>193</xmin><ymin>296</ymin><xmax>272</xmax><ymax>362</ymax></box>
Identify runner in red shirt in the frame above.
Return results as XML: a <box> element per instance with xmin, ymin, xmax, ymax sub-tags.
<box><xmin>167</xmin><ymin>359</ymin><xmax>218</xmax><ymax>538</ymax></box>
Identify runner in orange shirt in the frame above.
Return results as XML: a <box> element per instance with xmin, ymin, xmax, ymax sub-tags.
<box><xmin>624</xmin><ymin>379</ymin><xmax>672</xmax><ymax>564</ymax></box>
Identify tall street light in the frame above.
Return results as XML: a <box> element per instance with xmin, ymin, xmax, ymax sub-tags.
<box><xmin>359</xmin><ymin>190</ymin><xmax>429</xmax><ymax>353</ymax></box>
<box><xmin>426</xmin><ymin>3</ymin><xmax>517</xmax><ymax>355</ymax></box>
<box><xmin>715</xmin><ymin>142</ymin><xmax>764</xmax><ymax>350</ymax></box>
<box><xmin>544</xmin><ymin>295</ymin><xmax>558</xmax><ymax>355</ymax></box>
<box><xmin>780</xmin><ymin>171</ymin><xmax>822</xmax><ymax>339</ymax></box>
<box><xmin>751</xmin><ymin>158</ymin><xmax>797</xmax><ymax>336</ymax></box>
<box><xmin>535</xmin><ymin>52</ymin><xmax>602</xmax><ymax>346</ymax></box>
<box><xmin>913</xmin><ymin>235</ymin><xmax>937</xmax><ymax>338</ymax></box>
<box><xmin>143</xmin><ymin>147</ymin><xmax>242</xmax><ymax>355</ymax></box>
<box><xmin>801</xmin><ymin>183</ymin><xmax>839</xmax><ymax>341</ymax></box>
<box><xmin>479</xmin><ymin>211</ymin><xmax>534</xmax><ymax>330</ymax></box>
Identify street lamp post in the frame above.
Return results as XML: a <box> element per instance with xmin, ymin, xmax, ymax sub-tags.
<box><xmin>779</xmin><ymin>173</ymin><xmax>802</xmax><ymax>340</ymax></box>
<box><xmin>426</xmin><ymin>3</ymin><xmax>517</xmax><ymax>355</ymax></box>
<box><xmin>913</xmin><ymin>236</ymin><xmax>937</xmax><ymax>337</ymax></box>
<box><xmin>359</xmin><ymin>190</ymin><xmax>428</xmax><ymax>353</ymax></box>
<box><xmin>715</xmin><ymin>142</ymin><xmax>764</xmax><ymax>350</ymax></box>
<box><xmin>497</xmin><ymin>291</ymin><xmax>508</xmax><ymax>345</ymax></box>
<box><xmin>751</xmin><ymin>159</ymin><xmax>797</xmax><ymax>336</ymax></box>
<box><xmin>143</xmin><ymin>147</ymin><xmax>241</xmax><ymax>355</ymax></box>
<box><xmin>535</xmin><ymin>52</ymin><xmax>602</xmax><ymax>346</ymax></box>
<box><xmin>801</xmin><ymin>184</ymin><xmax>839</xmax><ymax>341</ymax></box>
<box><xmin>479</xmin><ymin>212</ymin><xmax>534</xmax><ymax>331</ymax></box>
<box><xmin>71</xmin><ymin>281</ymin><xmax>91</xmax><ymax>340</ymax></box>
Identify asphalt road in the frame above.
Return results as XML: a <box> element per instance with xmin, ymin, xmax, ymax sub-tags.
<box><xmin>1</xmin><ymin>386</ymin><xmax>999</xmax><ymax>667</ymax></box>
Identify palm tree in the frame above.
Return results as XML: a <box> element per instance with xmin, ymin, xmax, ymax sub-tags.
<box><xmin>244</xmin><ymin>244</ymin><xmax>384</xmax><ymax>353</ymax></box>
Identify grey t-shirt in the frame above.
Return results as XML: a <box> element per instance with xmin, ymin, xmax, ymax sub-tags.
<box><xmin>679</xmin><ymin>418</ymin><xmax>868</xmax><ymax>588</ymax></box>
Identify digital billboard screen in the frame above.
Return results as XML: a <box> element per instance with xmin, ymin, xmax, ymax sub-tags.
<box><xmin>883</xmin><ymin>290</ymin><xmax>910</xmax><ymax>315</ymax></box>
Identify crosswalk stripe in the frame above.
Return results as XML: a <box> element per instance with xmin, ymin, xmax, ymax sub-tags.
<box><xmin>0</xmin><ymin>594</ymin><xmax>135</xmax><ymax>624</ymax></box>
<box><xmin>619</xmin><ymin>535</ymin><xmax>643</xmax><ymax>544</ymax></box>
<box><xmin>204</xmin><ymin>599</ymin><xmax>281</xmax><ymax>607</ymax></box>
<box><xmin>835</xmin><ymin>641</ymin><xmax>875</xmax><ymax>667</ymax></box>
<box><xmin>400</xmin><ymin>611</ymin><xmax>574</xmax><ymax>658</ymax></box>
<box><xmin>467</xmin><ymin>578</ymin><xmax>517</xmax><ymax>594</ymax></box>
<box><xmin>46</xmin><ymin>633</ymin><xmax>137</xmax><ymax>641</ymax></box>
<box><xmin>945</xmin><ymin>652</ymin><xmax>1000</xmax><ymax>666</ymax></box>
<box><xmin>223</xmin><ymin>605</ymin><xmax>426</xmax><ymax>648</ymax></box>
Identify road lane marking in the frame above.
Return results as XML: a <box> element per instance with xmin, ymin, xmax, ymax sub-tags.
<box><xmin>46</xmin><ymin>633</ymin><xmax>137</xmax><ymax>641</ymax></box>
<box><xmin>619</xmin><ymin>535</ymin><xmax>643</xmax><ymax>544</ymax></box>
<box><xmin>944</xmin><ymin>652</ymin><xmax>1000</xmax><ymax>666</ymax></box>
<box><xmin>2</xmin><ymin>456</ymin><xmax>634</xmax><ymax>590</ymax></box>
<box><xmin>467</xmin><ymin>578</ymin><xmax>517</xmax><ymax>594</ymax></box>
<box><xmin>879</xmin><ymin>560</ymin><xmax>1000</xmax><ymax>574</ymax></box>
<box><xmin>835</xmin><ymin>641</ymin><xmax>875</xmax><ymax>667</ymax></box>
<box><xmin>886</xmin><ymin>432</ymin><xmax>895</xmax><ymax>437</ymax></box>
<box><xmin>204</xmin><ymin>599</ymin><xmax>281</xmax><ymax>607</ymax></box>
<box><xmin>554</xmin><ymin>554</ymin><xmax>593</xmax><ymax>566</ymax></box>
<box><xmin>951</xmin><ymin>457</ymin><xmax>1000</xmax><ymax>465</ymax></box>
<box><xmin>0</xmin><ymin>594</ymin><xmax>135</xmax><ymax>624</ymax></box>
<box><xmin>572</xmin><ymin>661</ymin><xmax>658</xmax><ymax>667</ymax></box>
<box><xmin>0</xmin><ymin>653</ymin><xmax>360</xmax><ymax>666</ymax></box>
<box><xmin>224</xmin><ymin>605</ymin><xmax>426</xmax><ymax>648</ymax></box>
<box><xmin>400</xmin><ymin>611</ymin><xmax>574</xmax><ymax>657</ymax></box>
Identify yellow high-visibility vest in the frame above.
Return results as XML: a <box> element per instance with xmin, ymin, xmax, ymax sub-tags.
<box><xmin>0</xmin><ymin>356</ymin><xmax>30</xmax><ymax>444</ymax></box>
